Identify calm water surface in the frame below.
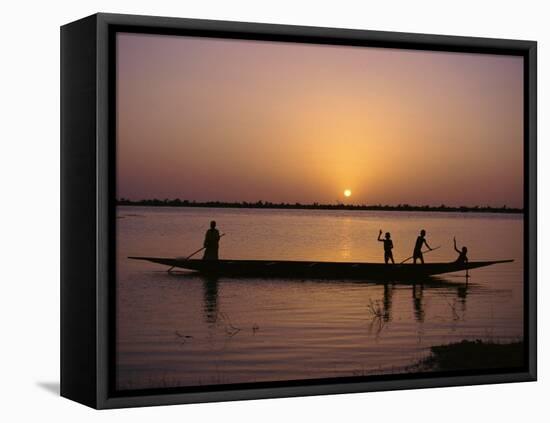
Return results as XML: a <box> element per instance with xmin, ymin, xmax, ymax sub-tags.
<box><xmin>116</xmin><ymin>206</ymin><xmax>523</xmax><ymax>389</ymax></box>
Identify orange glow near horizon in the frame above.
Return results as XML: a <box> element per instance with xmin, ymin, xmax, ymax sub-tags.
<box><xmin>116</xmin><ymin>33</ymin><xmax>524</xmax><ymax>208</ymax></box>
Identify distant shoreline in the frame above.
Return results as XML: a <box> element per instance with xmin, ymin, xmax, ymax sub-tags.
<box><xmin>116</xmin><ymin>199</ymin><xmax>523</xmax><ymax>214</ymax></box>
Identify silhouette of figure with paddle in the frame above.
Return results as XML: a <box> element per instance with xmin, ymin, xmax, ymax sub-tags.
<box><xmin>203</xmin><ymin>221</ymin><xmax>221</xmax><ymax>260</ymax></box>
<box><xmin>413</xmin><ymin>229</ymin><xmax>432</xmax><ymax>264</ymax></box>
<box><xmin>378</xmin><ymin>230</ymin><xmax>395</xmax><ymax>264</ymax></box>
<box><xmin>453</xmin><ymin>236</ymin><xmax>468</xmax><ymax>264</ymax></box>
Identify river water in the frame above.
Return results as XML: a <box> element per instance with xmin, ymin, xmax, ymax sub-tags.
<box><xmin>116</xmin><ymin>206</ymin><xmax>523</xmax><ymax>390</ymax></box>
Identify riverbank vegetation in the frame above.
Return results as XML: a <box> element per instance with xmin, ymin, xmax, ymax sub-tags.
<box><xmin>419</xmin><ymin>339</ymin><xmax>524</xmax><ymax>371</ymax></box>
<box><xmin>117</xmin><ymin>199</ymin><xmax>523</xmax><ymax>214</ymax></box>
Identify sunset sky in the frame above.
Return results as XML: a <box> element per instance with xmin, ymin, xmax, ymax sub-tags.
<box><xmin>116</xmin><ymin>33</ymin><xmax>524</xmax><ymax>208</ymax></box>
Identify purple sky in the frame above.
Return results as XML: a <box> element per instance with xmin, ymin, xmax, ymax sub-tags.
<box><xmin>116</xmin><ymin>33</ymin><xmax>524</xmax><ymax>207</ymax></box>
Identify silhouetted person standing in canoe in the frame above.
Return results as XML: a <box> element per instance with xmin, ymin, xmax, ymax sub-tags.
<box><xmin>203</xmin><ymin>221</ymin><xmax>220</xmax><ymax>260</ymax></box>
<box><xmin>413</xmin><ymin>229</ymin><xmax>432</xmax><ymax>264</ymax></box>
<box><xmin>378</xmin><ymin>230</ymin><xmax>395</xmax><ymax>264</ymax></box>
<box><xmin>453</xmin><ymin>236</ymin><xmax>468</xmax><ymax>264</ymax></box>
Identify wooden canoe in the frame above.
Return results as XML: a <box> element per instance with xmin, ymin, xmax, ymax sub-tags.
<box><xmin>128</xmin><ymin>257</ymin><xmax>513</xmax><ymax>280</ymax></box>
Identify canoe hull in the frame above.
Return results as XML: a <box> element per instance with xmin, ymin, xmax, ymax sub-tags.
<box><xmin>128</xmin><ymin>257</ymin><xmax>513</xmax><ymax>280</ymax></box>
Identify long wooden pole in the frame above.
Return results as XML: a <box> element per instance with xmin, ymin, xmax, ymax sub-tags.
<box><xmin>168</xmin><ymin>233</ymin><xmax>225</xmax><ymax>272</ymax></box>
<box><xmin>399</xmin><ymin>246</ymin><xmax>441</xmax><ymax>264</ymax></box>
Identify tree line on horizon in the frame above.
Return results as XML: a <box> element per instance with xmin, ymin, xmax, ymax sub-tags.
<box><xmin>116</xmin><ymin>198</ymin><xmax>523</xmax><ymax>214</ymax></box>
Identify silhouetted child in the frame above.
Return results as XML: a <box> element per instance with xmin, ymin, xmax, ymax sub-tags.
<box><xmin>413</xmin><ymin>229</ymin><xmax>432</xmax><ymax>264</ymax></box>
<box><xmin>453</xmin><ymin>237</ymin><xmax>468</xmax><ymax>264</ymax></box>
<box><xmin>378</xmin><ymin>230</ymin><xmax>395</xmax><ymax>264</ymax></box>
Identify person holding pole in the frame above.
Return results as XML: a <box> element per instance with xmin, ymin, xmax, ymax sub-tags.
<box><xmin>413</xmin><ymin>229</ymin><xmax>432</xmax><ymax>264</ymax></box>
<box><xmin>203</xmin><ymin>220</ymin><xmax>221</xmax><ymax>260</ymax></box>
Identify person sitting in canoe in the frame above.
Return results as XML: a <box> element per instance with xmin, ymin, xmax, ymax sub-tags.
<box><xmin>413</xmin><ymin>229</ymin><xmax>432</xmax><ymax>264</ymax></box>
<box><xmin>453</xmin><ymin>236</ymin><xmax>468</xmax><ymax>264</ymax></box>
<box><xmin>377</xmin><ymin>230</ymin><xmax>395</xmax><ymax>264</ymax></box>
<box><xmin>203</xmin><ymin>220</ymin><xmax>221</xmax><ymax>260</ymax></box>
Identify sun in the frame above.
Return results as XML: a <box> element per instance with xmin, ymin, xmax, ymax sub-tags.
<box><xmin>344</xmin><ymin>189</ymin><xmax>352</xmax><ymax>198</ymax></box>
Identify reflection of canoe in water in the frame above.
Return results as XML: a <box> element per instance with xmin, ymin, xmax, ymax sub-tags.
<box><xmin>128</xmin><ymin>257</ymin><xmax>513</xmax><ymax>280</ymax></box>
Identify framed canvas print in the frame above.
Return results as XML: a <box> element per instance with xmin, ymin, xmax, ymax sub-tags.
<box><xmin>60</xmin><ymin>13</ymin><xmax>537</xmax><ymax>409</ymax></box>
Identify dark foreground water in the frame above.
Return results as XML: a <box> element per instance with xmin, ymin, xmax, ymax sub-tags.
<box><xmin>116</xmin><ymin>206</ymin><xmax>523</xmax><ymax>390</ymax></box>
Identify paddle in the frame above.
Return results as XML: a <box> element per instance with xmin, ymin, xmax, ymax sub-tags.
<box><xmin>399</xmin><ymin>246</ymin><xmax>441</xmax><ymax>264</ymax></box>
<box><xmin>168</xmin><ymin>233</ymin><xmax>226</xmax><ymax>272</ymax></box>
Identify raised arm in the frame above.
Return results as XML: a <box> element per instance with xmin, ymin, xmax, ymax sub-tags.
<box><xmin>453</xmin><ymin>237</ymin><xmax>461</xmax><ymax>254</ymax></box>
<box><xmin>377</xmin><ymin>230</ymin><xmax>383</xmax><ymax>242</ymax></box>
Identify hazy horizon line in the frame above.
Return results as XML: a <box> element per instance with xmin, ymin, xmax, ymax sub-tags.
<box><xmin>116</xmin><ymin>198</ymin><xmax>523</xmax><ymax>213</ymax></box>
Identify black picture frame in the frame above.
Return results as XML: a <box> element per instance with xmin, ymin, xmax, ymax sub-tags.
<box><xmin>61</xmin><ymin>12</ymin><xmax>537</xmax><ymax>409</ymax></box>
